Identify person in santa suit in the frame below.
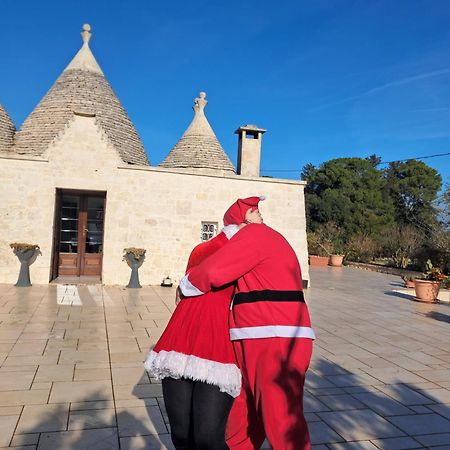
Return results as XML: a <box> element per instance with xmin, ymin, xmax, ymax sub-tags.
<box><xmin>144</xmin><ymin>224</ymin><xmax>241</xmax><ymax>450</ymax></box>
<box><xmin>179</xmin><ymin>196</ymin><xmax>315</xmax><ymax>450</ymax></box>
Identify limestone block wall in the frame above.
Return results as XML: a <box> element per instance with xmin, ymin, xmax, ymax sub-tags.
<box><xmin>0</xmin><ymin>114</ymin><xmax>309</xmax><ymax>286</ymax></box>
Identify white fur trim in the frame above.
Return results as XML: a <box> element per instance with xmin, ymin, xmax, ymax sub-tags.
<box><xmin>144</xmin><ymin>350</ymin><xmax>241</xmax><ymax>398</ymax></box>
<box><xmin>229</xmin><ymin>325</ymin><xmax>316</xmax><ymax>340</ymax></box>
<box><xmin>259</xmin><ymin>195</ymin><xmax>266</xmax><ymax>201</ymax></box>
<box><xmin>179</xmin><ymin>275</ymin><xmax>204</xmax><ymax>297</ymax></box>
<box><xmin>221</xmin><ymin>224</ymin><xmax>240</xmax><ymax>240</ymax></box>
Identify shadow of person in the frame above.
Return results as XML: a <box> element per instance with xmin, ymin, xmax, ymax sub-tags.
<box><xmin>18</xmin><ymin>391</ymin><xmax>120</xmax><ymax>449</ymax></box>
<box><xmin>128</xmin><ymin>375</ymin><xmax>171</xmax><ymax>450</ymax></box>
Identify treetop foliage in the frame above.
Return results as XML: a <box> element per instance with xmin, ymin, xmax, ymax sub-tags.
<box><xmin>303</xmin><ymin>156</ymin><xmax>447</xmax><ymax>270</ymax></box>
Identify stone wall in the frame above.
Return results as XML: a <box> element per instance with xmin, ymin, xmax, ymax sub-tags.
<box><xmin>0</xmin><ymin>115</ymin><xmax>309</xmax><ymax>286</ymax></box>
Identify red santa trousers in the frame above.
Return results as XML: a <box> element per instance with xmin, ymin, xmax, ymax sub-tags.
<box><xmin>226</xmin><ymin>337</ymin><xmax>313</xmax><ymax>450</ymax></box>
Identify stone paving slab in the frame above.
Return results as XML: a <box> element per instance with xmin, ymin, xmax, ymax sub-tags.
<box><xmin>0</xmin><ymin>267</ymin><xmax>449</xmax><ymax>448</ymax></box>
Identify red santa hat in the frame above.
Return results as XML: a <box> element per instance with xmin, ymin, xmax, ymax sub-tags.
<box><xmin>223</xmin><ymin>196</ymin><xmax>265</xmax><ymax>226</ymax></box>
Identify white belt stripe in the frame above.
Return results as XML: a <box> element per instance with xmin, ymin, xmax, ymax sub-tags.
<box><xmin>230</xmin><ymin>325</ymin><xmax>316</xmax><ymax>340</ymax></box>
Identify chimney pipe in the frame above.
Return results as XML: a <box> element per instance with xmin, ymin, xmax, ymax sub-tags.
<box><xmin>235</xmin><ymin>124</ymin><xmax>266</xmax><ymax>177</ymax></box>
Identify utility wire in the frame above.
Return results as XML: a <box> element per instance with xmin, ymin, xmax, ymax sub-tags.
<box><xmin>375</xmin><ymin>151</ymin><xmax>450</xmax><ymax>166</ymax></box>
<box><xmin>260</xmin><ymin>151</ymin><xmax>450</xmax><ymax>173</ymax></box>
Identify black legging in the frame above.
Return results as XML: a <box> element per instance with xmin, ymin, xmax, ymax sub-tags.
<box><xmin>162</xmin><ymin>377</ymin><xmax>234</xmax><ymax>450</ymax></box>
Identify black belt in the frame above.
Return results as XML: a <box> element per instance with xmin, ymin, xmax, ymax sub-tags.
<box><xmin>233</xmin><ymin>290</ymin><xmax>305</xmax><ymax>306</ymax></box>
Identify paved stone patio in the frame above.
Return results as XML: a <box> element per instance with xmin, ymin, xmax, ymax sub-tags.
<box><xmin>0</xmin><ymin>266</ymin><xmax>449</xmax><ymax>449</ymax></box>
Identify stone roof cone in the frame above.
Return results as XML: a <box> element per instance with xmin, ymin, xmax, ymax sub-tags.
<box><xmin>160</xmin><ymin>92</ymin><xmax>235</xmax><ymax>173</ymax></box>
<box><xmin>14</xmin><ymin>24</ymin><xmax>149</xmax><ymax>165</ymax></box>
<box><xmin>0</xmin><ymin>104</ymin><xmax>15</xmax><ymax>152</ymax></box>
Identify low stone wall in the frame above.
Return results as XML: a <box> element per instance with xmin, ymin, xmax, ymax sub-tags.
<box><xmin>344</xmin><ymin>261</ymin><xmax>422</xmax><ymax>279</ymax></box>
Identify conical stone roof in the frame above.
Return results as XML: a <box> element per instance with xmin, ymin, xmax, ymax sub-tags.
<box><xmin>160</xmin><ymin>92</ymin><xmax>235</xmax><ymax>173</ymax></box>
<box><xmin>0</xmin><ymin>104</ymin><xmax>15</xmax><ymax>152</ymax></box>
<box><xmin>14</xmin><ymin>24</ymin><xmax>149</xmax><ymax>165</ymax></box>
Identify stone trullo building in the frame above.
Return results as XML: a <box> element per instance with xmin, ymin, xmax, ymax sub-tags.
<box><xmin>0</xmin><ymin>24</ymin><xmax>309</xmax><ymax>286</ymax></box>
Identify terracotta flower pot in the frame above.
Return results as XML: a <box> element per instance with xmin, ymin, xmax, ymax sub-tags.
<box><xmin>309</xmin><ymin>255</ymin><xmax>329</xmax><ymax>267</ymax></box>
<box><xmin>329</xmin><ymin>254</ymin><xmax>344</xmax><ymax>267</ymax></box>
<box><xmin>413</xmin><ymin>279</ymin><xmax>440</xmax><ymax>303</ymax></box>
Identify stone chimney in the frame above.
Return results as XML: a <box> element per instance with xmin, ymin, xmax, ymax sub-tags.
<box><xmin>235</xmin><ymin>124</ymin><xmax>266</xmax><ymax>177</ymax></box>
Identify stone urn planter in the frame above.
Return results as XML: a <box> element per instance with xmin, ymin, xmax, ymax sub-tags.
<box><xmin>329</xmin><ymin>254</ymin><xmax>344</xmax><ymax>267</ymax></box>
<box><xmin>414</xmin><ymin>279</ymin><xmax>441</xmax><ymax>303</ymax></box>
<box><xmin>123</xmin><ymin>248</ymin><xmax>146</xmax><ymax>288</ymax></box>
<box><xmin>10</xmin><ymin>243</ymin><xmax>40</xmax><ymax>287</ymax></box>
<box><xmin>309</xmin><ymin>255</ymin><xmax>329</xmax><ymax>267</ymax></box>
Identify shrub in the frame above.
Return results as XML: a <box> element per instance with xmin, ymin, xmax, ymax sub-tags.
<box><xmin>346</xmin><ymin>234</ymin><xmax>377</xmax><ymax>263</ymax></box>
<box><xmin>380</xmin><ymin>225</ymin><xmax>423</xmax><ymax>268</ymax></box>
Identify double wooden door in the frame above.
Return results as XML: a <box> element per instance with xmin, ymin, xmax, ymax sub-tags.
<box><xmin>53</xmin><ymin>191</ymin><xmax>106</xmax><ymax>278</ymax></box>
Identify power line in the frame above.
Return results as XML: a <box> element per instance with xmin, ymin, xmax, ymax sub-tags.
<box><xmin>376</xmin><ymin>152</ymin><xmax>450</xmax><ymax>166</ymax></box>
<box><xmin>260</xmin><ymin>151</ymin><xmax>450</xmax><ymax>173</ymax></box>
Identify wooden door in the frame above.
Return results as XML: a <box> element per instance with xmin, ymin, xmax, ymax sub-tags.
<box><xmin>56</xmin><ymin>192</ymin><xmax>105</xmax><ymax>277</ymax></box>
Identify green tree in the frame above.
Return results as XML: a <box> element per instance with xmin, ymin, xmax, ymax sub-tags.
<box><xmin>303</xmin><ymin>157</ymin><xmax>395</xmax><ymax>238</ymax></box>
<box><xmin>385</xmin><ymin>160</ymin><xmax>442</xmax><ymax>230</ymax></box>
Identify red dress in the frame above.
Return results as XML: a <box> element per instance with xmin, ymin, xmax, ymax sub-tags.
<box><xmin>144</xmin><ymin>232</ymin><xmax>241</xmax><ymax>398</ymax></box>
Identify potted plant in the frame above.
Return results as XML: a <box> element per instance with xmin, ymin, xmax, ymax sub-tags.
<box><xmin>401</xmin><ymin>276</ymin><xmax>416</xmax><ymax>289</ymax></box>
<box><xmin>413</xmin><ymin>260</ymin><xmax>446</xmax><ymax>303</ymax></box>
<box><xmin>329</xmin><ymin>239</ymin><xmax>346</xmax><ymax>267</ymax></box>
<box><xmin>123</xmin><ymin>247</ymin><xmax>146</xmax><ymax>288</ymax></box>
<box><xmin>442</xmin><ymin>276</ymin><xmax>450</xmax><ymax>290</ymax></box>
<box><xmin>10</xmin><ymin>243</ymin><xmax>40</xmax><ymax>287</ymax></box>
<box><xmin>307</xmin><ymin>231</ymin><xmax>330</xmax><ymax>267</ymax></box>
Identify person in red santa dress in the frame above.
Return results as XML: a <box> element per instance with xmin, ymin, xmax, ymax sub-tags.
<box><xmin>144</xmin><ymin>224</ymin><xmax>241</xmax><ymax>450</ymax></box>
<box><xmin>179</xmin><ymin>196</ymin><xmax>315</xmax><ymax>450</ymax></box>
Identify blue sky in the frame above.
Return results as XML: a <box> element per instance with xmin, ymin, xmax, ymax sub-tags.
<box><xmin>2</xmin><ymin>0</ymin><xmax>450</xmax><ymax>187</ymax></box>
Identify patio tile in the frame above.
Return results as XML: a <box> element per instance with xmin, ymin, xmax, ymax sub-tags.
<box><xmin>37</xmin><ymin>427</ymin><xmax>119</xmax><ymax>449</ymax></box>
<box><xmin>370</xmin><ymin>436</ymin><xmax>424</xmax><ymax>449</ymax></box>
<box><xmin>427</xmin><ymin>403</ymin><xmax>450</xmax><ymax>419</ymax></box>
<box><xmin>362</xmin><ymin>367</ymin><xmax>428</xmax><ymax>384</ymax></box>
<box><xmin>327</xmin><ymin>442</ymin><xmax>379</xmax><ymax>449</ymax></box>
<box><xmin>387</xmin><ymin>413</ymin><xmax>450</xmax><ymax>435</ymax></box>
<box><xmin>318</xmin><ymin>409</ymin><xmax>405</xmax><ymax>440</ymax></box>
<box><xmin>3</xmin><ymin>354</ymin><xmax>59</xmax><ymax>366</ymax></box>
<box><xmin>415</xmin><ymin>369</ymin><xmax>450</xmax><ymax>383</ymax></box>
<box><xmin>325</xmin><ymin>373</ymin><xmax>384</xmax><ymax>387</ymax></box>
<box><xmin>414</xmin><ymin>433</ymin><xmax>450</xmax><ymax>447</ymax></box>
<box><xmin>115</xmin><ymin>398</ymin><xmax>159</xmax><ymax>408</ymax></box>
<box><xmin>68</xmin><ymin>408</ymin><xmax>116</xmax><ymax>430</ymax></box>
<box><xmin>10</xmin><ymin>433</ymin><xmax>40</xmax><ymax>446</ymax></box>
<box><xmin>308</xmin><ymin>420</ymin><xmax>343</xmax><ymax>445</ymax></box>
<box><xmin>9</xmin><ymin>341</ymin><xmax>47</xmax><ymax>356</ymax></box>
<box><xmin>352</xmin><ymin>392</ymin><xmax>415</xmax><ymax>416</ymax></box>
<box><xmin>16</xmin><ymin>403</ymin><xmax>70</xmax><ymax>433</ymax></box>
<box><xmin>315</xmin><ymin>394</ymin><xmax>366</xmax><ymax>411</ymax></box>
<box><xmin>113</xmin><ymin>383</ymin><xmax>162</xmax><ymax>401</ymax></box>
<box><xmin>0</xmin><ymin>389</ymin><xmax>49</xmax><ymax>407</ymax></box>
<box><xmin>0</xmin><ymin>406</ymin><xmax>22</xmax><ymax>416</ymax></box>
<box><xmin>49</xmin><ymin>380</ymin><xmax>113</xmax><ymax>403</ymax></box>
<box><xmin>0</xmin><ymin>414</ymin><xmax>19</xmax><ymax>446</ymax></box>
<box><xmin>120</xmin><ymin>434</ymin><xmax>175</xmax><ymax>450</ymax></box>
<box><xmin>0</xmin><ymin>371</ymin><xmax>35</xmax><ymax>391</ymax></box>
<box><xmin>73</xmin><ymin>368</ymin><xmax>111</xmax><ymax>381</ymax></box>
<box><xmin>35</xmin><ymin>364</ymin><xmax>74</xmax><ymax>382</ymax></box>
<box><xmin>375</xmin><ymin>385</ymin><xmax>434</xmax><ymax>406</ymax></box>
<box><xmin>59</xmin><ymin>349</ymin><xmax>109</xmax><ymax>364</ymax></box>
<box><xmin>112</xmin><ymin>367</ymin><xmax>149</xmax><ymax>385</ymax></box>
<box><xmin>70</xmin><ymin>400</ymin><xmax>115</xmax><ymax>411</ymax></box>
<box><xmin>116</xmin><ymin>406</ymin><xmax>167</xmax><ymax>437</ymax></box>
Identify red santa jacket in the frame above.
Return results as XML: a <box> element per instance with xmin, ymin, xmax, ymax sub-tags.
<box><xmin>180</xmin><ymin>224</ymin><xmax>315</xmax><ymax>341</ymax></box>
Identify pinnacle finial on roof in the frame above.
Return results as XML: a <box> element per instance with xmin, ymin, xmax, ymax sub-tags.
<box><xmin>81</xmin><ymin>24</ymin><xmax>92</xmax><ymax>45</ymax></box>
<box><xmin>193</xmin><ymin>92</ymin><xmax>207</xmax><ymax>114</ymax></box>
